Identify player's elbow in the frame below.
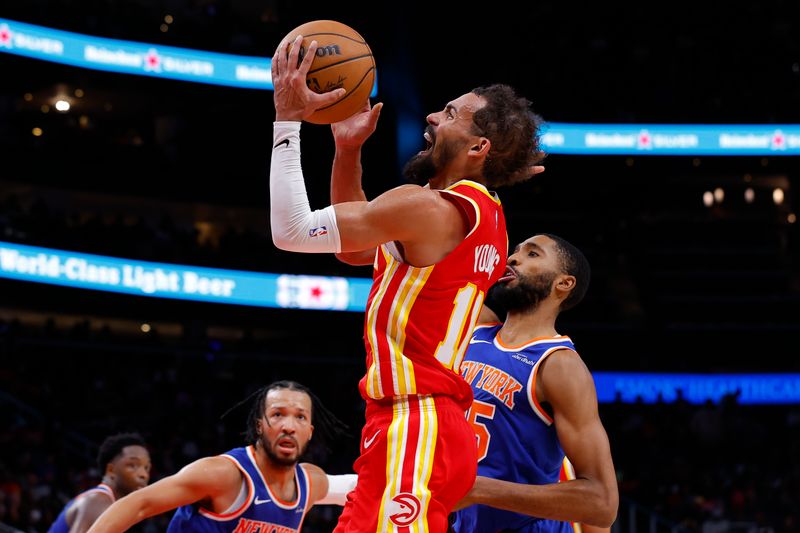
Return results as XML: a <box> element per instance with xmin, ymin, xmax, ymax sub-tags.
<box><xmin>271</xmin><ymin>227</ymin><xmax>304</xmax><ymax>252</ymax></box>
<box><xmin>272</xmin><ymin>233</ymin><xmax>296</xmax><ymax>252</ymax></box>
<box><xmin>595</xmin><ymin>505</ymin><xmax>617</xmax><ymax>528</ymax></box>
<box><xmin>592</xmin><ymin>487</ymin><xmax>619</xmax><ymax>528</ymax></box>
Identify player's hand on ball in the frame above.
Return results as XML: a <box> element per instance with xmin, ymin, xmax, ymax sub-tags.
<box><xmin>331</xmin><ymin>102</ymin><xmax>383</xmax><ymax>149</ymax></box>
<box><xmin>272</xmin><ymin>35</ymin><xmax>346</xmax><ymax>122</ymax></box>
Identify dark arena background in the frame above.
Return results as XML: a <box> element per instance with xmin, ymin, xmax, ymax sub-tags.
<box><xmin>1</xmin><ymin>1</ymin><xmax>799</xmax><ymax>532</ymax></box>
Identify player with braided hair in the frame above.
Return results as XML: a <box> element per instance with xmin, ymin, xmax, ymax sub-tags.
<box><xmin>88</xmin><ymin>381</ymin><xmax>354</xmax><ymax>533</ymax></box>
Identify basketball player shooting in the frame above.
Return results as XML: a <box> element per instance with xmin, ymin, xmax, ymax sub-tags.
<box><xmin>269</xmin><ymin>32</ymin><xmax>545</xmax><ymax>532</ymax></box>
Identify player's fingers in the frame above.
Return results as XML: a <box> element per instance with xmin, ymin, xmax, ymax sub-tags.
<box><xmin>316</xmin><ymin>88</ymin><xmax>346</xmax><ymax>108</ymax></box>
<box><xmin>530</xmin><ymin>165</ymin><xmax>545</xmax><ymax>176</ymax></box>
<box><xmin>287</xmin><ymin>35</ymin><xmax>303</xmax><ymax>72</ymax></box>
<box><xmin>369</xmin><ymin>102</ymin><xmax>383</xmax><ymax>127</ymax></box>
<box><xmin>299</xmin><ymin>40</ymin><xmax>317</xmax><ymax>73</ymax></box>
<box><xmin>275</xmin><ymin>39</ymin><xmax>288</xmax><ymax>75</ymax></box>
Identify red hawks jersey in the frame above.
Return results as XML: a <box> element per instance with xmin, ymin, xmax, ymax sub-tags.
<box><xmin>359</xmin><ymin>180</ymin><xmax>508</xmax><ymax>410</ymax></box>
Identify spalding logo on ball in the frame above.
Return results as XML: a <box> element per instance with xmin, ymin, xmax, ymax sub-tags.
<box><xmin>280</xmin><ymin>20</ymin><xmax>375</xmax><ymax>124</ymax></box>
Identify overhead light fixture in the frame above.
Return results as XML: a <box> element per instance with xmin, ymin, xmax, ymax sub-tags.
<box><xmin>773</xmin><ymin>188</ymin><xmax>785</xmax><ymax>205</ymax></box>
<box><xmin>744</xmin><ymin>187</ymin><xmax>755</xmax><ymax>204</ymax></box>
<box><xmin>55</xmin><ymin>99</ymin><xmax>70</xmax><ymax>112</ymax></box>
<box><xmin>703</xmin><ymin>191</ymin><xmax>714</xmax><ymax>207</ymax></box>
<box><xmin>713</xmin><ymin>187</ymin><xmax>724</xmax><ymax>203</ymax></box>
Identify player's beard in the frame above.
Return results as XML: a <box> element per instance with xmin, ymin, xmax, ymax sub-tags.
<box><xmin>490</xmin><ymin>271</ymin><xmax>557</xmax><ymax>313</ymax></box>
<box><xmin>403</xmin><ymin>131</ymin><xmax>459</xmax><ymax>185</ymax></box>
<box><xmin>403</xmin><ymin>150</ymin><xmax>437</xmax><ymax>185</ymax></box>
<box><xmin>260</xmin><ymin>433</ymin><xmax>307</xmax><ymax>467</ymax></box>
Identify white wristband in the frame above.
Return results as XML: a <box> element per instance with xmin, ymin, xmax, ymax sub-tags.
<box><xmin>270</xmin><ymin>121</ymin><xmax>342</xmax><ymax>253</ymax></box>
<box><xmin>317</xmin><ymin>474</ymin><xmax>357</xmax><ymax>506</ymax></box>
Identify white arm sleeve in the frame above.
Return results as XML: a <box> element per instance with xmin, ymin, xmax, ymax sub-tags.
<box><xmin>270</xmin><ymin>121</ymin><xmax>342</xmax><ymax>253</ymax></box>
<box><xmin>316</xmin><ymin>474</ymin><xmax>357</xmax><ymax>506</ymax></box>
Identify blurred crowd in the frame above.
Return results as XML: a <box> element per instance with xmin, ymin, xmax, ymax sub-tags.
<box><xmin>608</xmin><ymin>393</ymin><xmax>799</xmax><ymax>532</ymax></box>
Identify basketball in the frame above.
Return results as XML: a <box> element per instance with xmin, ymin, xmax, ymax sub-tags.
<box><xmin>280</xmin><ymin>20</ymin><xmax>375</xmax><ymax>124</ymax></box>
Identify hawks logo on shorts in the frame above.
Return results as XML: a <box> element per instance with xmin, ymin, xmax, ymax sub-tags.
<box><xmin>387</xmin><ymin>493</ymin><xmax>421</xmax><ymax>526</ymax></box>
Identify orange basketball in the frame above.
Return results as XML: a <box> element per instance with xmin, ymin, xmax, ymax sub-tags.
<box><xmin>280</xmin><ymin>20</ymin><xmax>375</xmax><ymax>124</ymax></box>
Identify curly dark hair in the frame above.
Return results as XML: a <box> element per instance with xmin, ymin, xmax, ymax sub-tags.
<box><xmin>471</xmin><ymin>84</ymin><xmax>545</xmax><ymax>188</ymax></box>
<box><xmin>97</xmin><ymin>432</ymin><xmax>147</xmax><ymax>472</ymax></box>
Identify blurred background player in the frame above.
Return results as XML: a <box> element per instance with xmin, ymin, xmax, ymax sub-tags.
<box><xmin>48</xmin><ymin>432</ymin><xmax>150</xmax><ymax>533</ymax></box>
<box><xmin>453</xmin><ymin>234</ymin><xmax>618</xmax><ymax>532</ymax></box>
<box><xmin>86</xmin><ymin>381</ymin><xmax>354</xmax><ymax>533</ymax></box>
<box><xmin>269</xmin><ymin>35</ymin><xmax>545</xmax><ymax>533</ymax></box>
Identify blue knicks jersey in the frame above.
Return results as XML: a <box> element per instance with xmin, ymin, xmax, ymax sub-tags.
<box><xmin>452</xmin><ymin>324</ymin><xmax>576</xmax><ymax>533</ymax></box>
<box><xmin>168</xmin><ymin>446</ymin><xmax>311</xmax><ymax>533</ymax></box>
<box><xmin>48</xmin><ymin>483</ymin><xmax>115</xmax><ymax>533</ymax></box>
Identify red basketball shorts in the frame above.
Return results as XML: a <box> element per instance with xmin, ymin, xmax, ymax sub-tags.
<box><xmin>334</xmin><ymin>394</ymin><xmax>477</xmax><ymax>533</ymax></box>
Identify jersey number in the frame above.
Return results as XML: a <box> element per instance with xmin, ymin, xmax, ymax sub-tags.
<box><xmin>434</xmin><ymin>283</ymin><xmax>485</xmax><ymax>371</ymax></box>
<box><xmin>466</xmin><ymin>399</ymin><xmax>496</xmax><ymax>462</ymax></box>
